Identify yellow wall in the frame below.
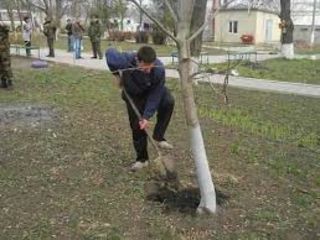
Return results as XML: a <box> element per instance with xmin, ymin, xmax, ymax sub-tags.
<box><xmin>215</xmin><ymin>10</ymin><xmax>281</xmax><ymax>44</ymax></box>
<box><xmin>255</xmin><ymin>11</ymin><xmax>281</xmax><ymax>43</ymax></box>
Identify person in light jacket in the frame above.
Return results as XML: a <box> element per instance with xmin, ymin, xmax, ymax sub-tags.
<box><xmin>72</xmin><ymin>20</ymin><xmax>85</xmax><ymax>59</ymax></box>
<box><xmin>22</xmin><ymin>16</ymin><xmax>32</xmax><ymax>57</ymax></box>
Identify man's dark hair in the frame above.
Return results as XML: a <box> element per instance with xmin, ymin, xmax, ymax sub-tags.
<box><xmin>24</xmin><ymin>16</ymin><xmax>30</xmax><ymax>22</ymax></box>
<box><xmin>137</xmin><ymin>46</ymin><xmax>156</xmax><ymax>63</ymax></box>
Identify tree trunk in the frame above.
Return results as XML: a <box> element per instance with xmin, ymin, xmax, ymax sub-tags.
<box><xmin>55</xmin><ymin>0</ymin><xmax>63</xmax><ymax>28</ymax></box>
<box><xmin>189</xmin><ymin>0</ymin><xmax>208</xmax><ymax>82</ymax></box>
<box><xmin>190</xmin><ymin>0</ymin><xmax>207</xmax><ymax>57</ymax></box>
<box><xmin>178</xmin><ymin>42</ymin><xmax>217</xmax><ymax>214</ymax></box>
<box><xmin>280</xmin><ymin>0</ymin><xmax>294</xmax><ymax>59</ymax></box>
<box><xmin>5</xmin><ymin>5</ymin><xmax>16</xmax><ymax>31</ymax></box>
<box><xmin>310</xmin><ymin>0</ymin><xmax>317</xmax><ymax>46</ymax></box>
<box><xmin>139</xmin><ymin>0</ymin><xmax>143</xmax><ymax>28</ymax></box>
<box><xmin>15</xmin><ymin>0</ymin><xmax>23</xmax><ymax>30</ymax></box>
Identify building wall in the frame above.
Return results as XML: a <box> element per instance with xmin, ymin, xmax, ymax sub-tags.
<box><xmin>255</xmin><ymin>11</ymin><xmax>281</xmax><ymax>44</ymax></box>
<box><xmin>215</xmin><ymin>10</ymin><xmax>281</xmax><ymax>44</ymax></box>
<box><xmin>294</xmin><ymin>25</ymin><xmax>320</xmax><ymax>44</ymax></box>
<box><xmin>215</xmin><ymin>10</ymin><xmax>258</xmax><ymax>43</ymax></box>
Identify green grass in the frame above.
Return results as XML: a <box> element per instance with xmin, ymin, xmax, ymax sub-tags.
<box><xmin>208</xmin><ymin>58</ymin><xmax>320</xmax><ymax>84</ymax></box>
<box><xmin>0</xmin><ymin>57</ymin><xmax>319</xmax><ymax>239</ymax></box>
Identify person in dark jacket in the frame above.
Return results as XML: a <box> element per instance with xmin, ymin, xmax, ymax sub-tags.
<box><xmin>65</xmin><ymin>18</ymin><xmax>73</xmax><ymax>52</ymax></box>
<box><xmin>106</xmin><ymin>46</ymin><xmax>174</xmax><ymax>171</ymax></box>
<box><xmin>43</xmin><ymin>17</ymin><xmax>57</xmax><ymax>57</ymax></box>
<box><xmin>88</xmin><ymin>15</ymin><xmax>103</xmax><ymax>59</ymax></box>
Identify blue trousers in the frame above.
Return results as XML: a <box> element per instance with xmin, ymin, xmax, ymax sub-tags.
<box><xmin>73</xmin><ymin>38</ymin><xmax>82</xmax><ymax>59</ymax></box>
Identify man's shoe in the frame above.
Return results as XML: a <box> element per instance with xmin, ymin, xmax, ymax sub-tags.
<box><xmin>91</xmin><ymin>56</ymin><xmax>97</xmax><ymax>59</ymax></box>
<box><xmin>130</xmin><ymin>161</ymin><xmax>149</xmax><ymax>171</ymax></box>
<box><xmin>156</xmin><ymin>141</ymin><xmax>173</xmax><ymax>150</ymax></box>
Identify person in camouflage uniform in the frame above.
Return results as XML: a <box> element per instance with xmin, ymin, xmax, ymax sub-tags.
<box><xmin>88</xmin><ymin>15</ymin><xmax>103</xmax><ymax>59</ymax></box>
<box><xmin>0</xmin><ymin>23</ymin><xmax>13</xmax><ymax>89</ymax></box>
<box><xmin>43</xmin><ymin>17</ymin><xmax>57</xmax><ymax>57</ymax></box>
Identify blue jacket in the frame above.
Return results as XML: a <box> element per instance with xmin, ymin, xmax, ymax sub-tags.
<box><xmin>105</xmin><ymin>48</ymin><xmax>166</xmax><ymax>119</ymax></box>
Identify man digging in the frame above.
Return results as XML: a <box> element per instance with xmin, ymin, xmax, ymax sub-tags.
<box><xmin>106</xmin><ymin>46</ymin><xmax>175</xmax><ymax>171</ymax></box>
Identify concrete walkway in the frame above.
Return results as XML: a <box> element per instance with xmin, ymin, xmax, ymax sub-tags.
<box><xmin>15</xmin><ymin>48</ymin><xmax>320</xmax><ymax>98</ymax></box>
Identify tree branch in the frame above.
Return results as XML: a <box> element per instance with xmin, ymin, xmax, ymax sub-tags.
<box><xmin>164</xmin><ymin>0</ymin><xmax>178</xmax><ymax>23</ymax></box>
<box><xmin>187</xmin><ymin>0</ymin><xmax>236</xmax><ymax>42</ymax></box>
<box><xmin>128</xmin><ymin>0</ymin><xmax>178</xmax><ymax>43</ymax></box>
<box><xmin>60</xmin><ymin>5</ymin><xmax>69</xmax><ymax>18</ymax></box>
<box><xmin>31</xmin><ymin>3</ymin><xmax>47</xmax><ymax>13</ymax></box>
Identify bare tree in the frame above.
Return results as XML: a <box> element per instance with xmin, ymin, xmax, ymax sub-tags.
<box><xmin>113</xmin><ymin>0</ymin><xmax>127</xmax><ymax>31</ymax></box>
<box><xmin>3</xmin><ymin>0</ymin><xmax>16</xmax><ymax>31</ymax></box>
<box><xmin>91</xmin><ymin>0</ymin><xmax>112</xmax><ymax>26</ymax></box>
<box><xmin>129</xmin><ymin>0</ymin><xmax>237</xmax><ymax>214</ymax></box>
<box><xmin>21</xmin><ymin>0</ymin><xmax>69</xmax><ymax>27</ymax></box>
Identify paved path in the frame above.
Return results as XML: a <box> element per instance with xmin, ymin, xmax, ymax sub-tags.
<box><xmin>14</xmin><ymin>48</ymin><xmax>320</xmax><ymax>98</ymax></box>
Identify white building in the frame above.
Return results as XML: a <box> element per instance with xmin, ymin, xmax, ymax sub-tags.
<box><xmin>292</xmin><ymin>0</ymin><xmax>320</xmax><ymax>44</ymax></box>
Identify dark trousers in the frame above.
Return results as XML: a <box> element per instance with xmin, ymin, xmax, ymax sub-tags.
<box><xmin>24</xmin><ymin>41</ymin><xmax>31</xmax><ymax>56</ymax></box>
<box><xmin>91</xmin><ymin>41</ymin><xmax>102</xmax><ymax>59</ymax></box>
<box><xmin>0</xmin><ymin>51</ymin><xmax>12</xmax><ymax>88</ymax></box>
<box><xmin>67</xmin><ymin>35</ymin><xmax>73</xmax><ymax>52</ymax></box>
<box><xmin>47</xmin><ymin>38</ymin><xmax>55</xmax><ymax>57</ymax></box>
<box><xmin>124</xmin><ymin>88</ymin><xmax>174</xmax><ymax>162</ymax></box>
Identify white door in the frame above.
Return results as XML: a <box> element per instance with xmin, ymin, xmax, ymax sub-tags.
<box><xmin>265</xmin><ymin>20</ymin><xmax>273</xmax><ymax>42</ymax></box>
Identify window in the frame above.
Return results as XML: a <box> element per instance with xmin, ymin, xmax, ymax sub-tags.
<box><xmin>229</xmin><ymin>21</ymin><xmax>238</xmax><ymax>34</ymax></box>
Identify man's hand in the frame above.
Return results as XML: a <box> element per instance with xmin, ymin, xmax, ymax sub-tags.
<box><xmin>139</xmin><ymin>118</ymin><xmax>149</xmax><ymax>130</ymax></box>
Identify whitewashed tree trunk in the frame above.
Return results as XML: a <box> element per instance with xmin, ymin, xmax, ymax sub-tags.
<box><xmin>176</xmin><ymin>0</ymin><xmax>217</xmax><ymax>213</ymax></box>
<box><xmin>281</xmin><ymin>43</ymin><xmax>294</xmax><ymax>59</ymax></box>
<box><xmin>179</xmin><ymin>52</ymin><xmax>217</xmax><ymax>213</ymax></box>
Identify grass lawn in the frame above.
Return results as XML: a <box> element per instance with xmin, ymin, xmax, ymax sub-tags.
<box><xmin>0</xmin><ymin>57</ymin><xmax>319</xmax><ymax>239</ymax></box>
<box><xmin>207</xmin><ymin>58</ymin><xmax>320</xmax><ymax>85</ymax></box>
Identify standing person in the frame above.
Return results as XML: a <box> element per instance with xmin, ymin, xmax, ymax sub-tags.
<box><xmin>88</xmin><ymin>14</ymin><xmax>103</xmax><ymax>59</ymax></box>
<box><xmin>22</xmin><ymin>16</ymin><xmax>32</xmax><ymax>57</ymax></box>
<box><xmin>106</xmin><ymin>46</ymin><xmax>174</xmax><ymax>171</ymax></box>
<box><xmin>72</xmin><ymin>20</ymin><xmax>85</xmax><ymax>59</ymax></box>
<box><xmin>43</xmin><ymin>17</ymin><xmax>57</xmax><ymax>57</ymax></box>
<box><xmin>65</xmin><ymin>18</ymin><xmax>73</xmax><ymax>52</ymax></box>
<box><xmin>0</xmin><ymin>23</ymin><xmax>13</xmax><ymax>89</ymax></box>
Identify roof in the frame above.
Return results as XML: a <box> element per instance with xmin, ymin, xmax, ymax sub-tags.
<box><xmin>220</xmin><ymin>2</ymin><xmax>279</xmax><ymax>15</ymax></box>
